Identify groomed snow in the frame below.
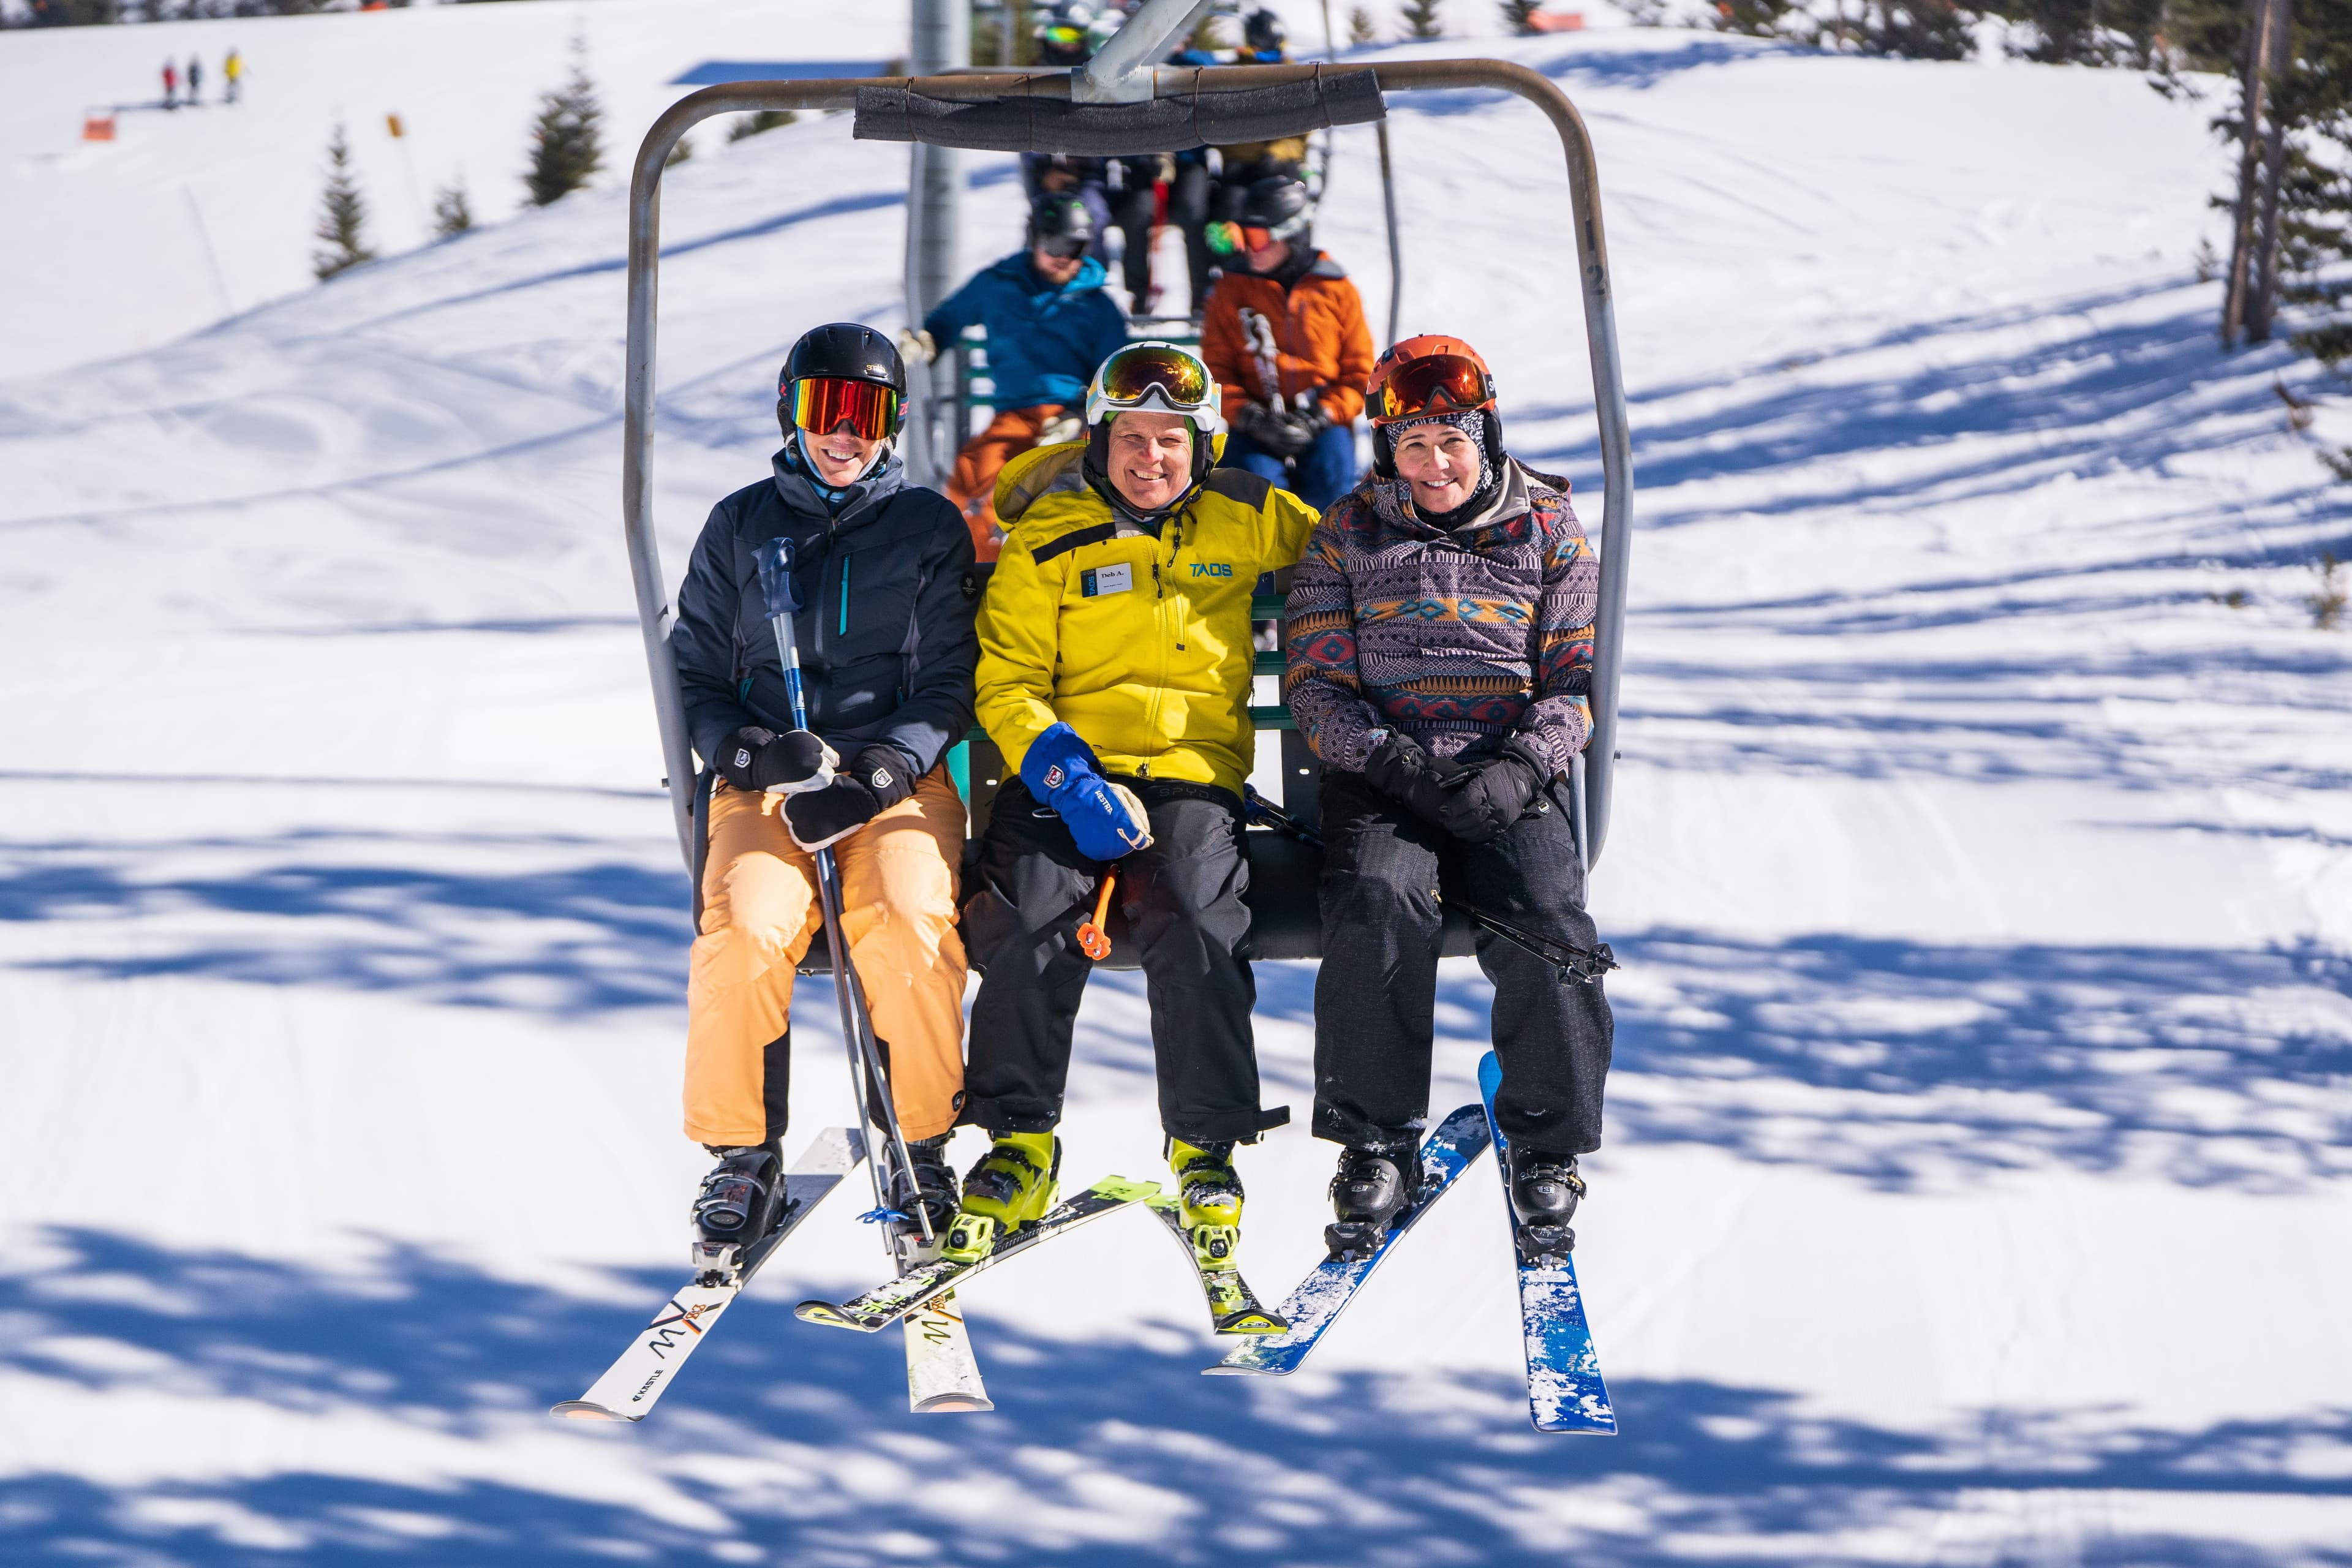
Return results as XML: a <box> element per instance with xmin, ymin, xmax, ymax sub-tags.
<box><xmin>1</xmin><ymin>3</ymin><xmax>2349</xmax><ymax>1564</ymax></box>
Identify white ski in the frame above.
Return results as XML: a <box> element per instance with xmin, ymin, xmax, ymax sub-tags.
<box><xmin>551</xmin><ymin>1127</ymin><xmax>863</xmax><ymax>1423</ymax></box>
<box><xmin>903</xmin><ymin>1287</ymin><xmax>993</xmax><ymax>1412</ymax></box>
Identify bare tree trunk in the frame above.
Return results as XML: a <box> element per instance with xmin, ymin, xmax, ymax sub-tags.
<box><xmin>2245</xmin><ymin>0</ymin><xmax>2297</xmax><ymax>340</ymax></box>
<box><xmin>2224</xmin><ymin>0</ymin><xmax>2294</xmax><ymax>346</ymax></box>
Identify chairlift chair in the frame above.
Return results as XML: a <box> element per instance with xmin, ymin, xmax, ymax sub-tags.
<box><xmin>618</xmin><ymin>21</ymin><xmax>1634</xmax><ymax>972</ymax></box>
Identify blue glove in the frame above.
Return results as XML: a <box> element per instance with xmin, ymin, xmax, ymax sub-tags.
<box><xmin>1020</xmin><ymin>723</ymin><xmax>1154</xmax><ymax>862</ymax></box>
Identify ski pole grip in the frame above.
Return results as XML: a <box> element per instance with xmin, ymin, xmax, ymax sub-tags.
<box><xmin>753</xmin><ymin>537</ymin><xmax>802</xmax><ymax>622</ymax></box>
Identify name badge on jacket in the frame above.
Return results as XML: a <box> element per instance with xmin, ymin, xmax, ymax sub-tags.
<box><xmin>1080</xmin><ymin>564</ymin><xmax>1133</xmax><ymax>598</ymax></box>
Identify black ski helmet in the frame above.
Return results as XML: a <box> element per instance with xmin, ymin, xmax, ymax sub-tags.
<box><xmin>1028</xmin><ymin>191</ymin><xmax>1096</xmax><ymax>258</ymax></box>
<box><xmin>1243</xmin><ymin>8</ymin><xmax>1287</xmax><ymax>54</ymax></box>
<box><xmin>778</xmin><ymin>322</ymin><xmax>907</xmax><ymax>438</ymax></box>
<box><xmin>1235</xmin><ymin>173</ymin><xmax>1314</xmax><ymax>246</ymax></box>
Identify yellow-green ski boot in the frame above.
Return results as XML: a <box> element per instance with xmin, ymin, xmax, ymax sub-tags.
<box><xmin>941</xmin><ymin>1131</ymin><xmax>1060</xmax><ymax>1264</ymax></box>
<box><xmin>1170</xmin><ymin>1137</ymin><xmax>1245</xmax><ymax>1270</ymax></box>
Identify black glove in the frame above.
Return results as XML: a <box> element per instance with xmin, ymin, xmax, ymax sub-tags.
<box><xmin>1360</xmin><ymin>733</ymin><xmax>1466</xmax><ymax>828</ymax></box>
<box><xmin>783</xmin><ymin>745</ymin><xmax>916</xmax><ymax>851</ymax></box>
<box><xmin>1435</xmin><ymin>744</ymin><xmax>1548</xmax><ymax>844</ymax></box>
<box><xmin>716</xmin><ymin>726</ymin><xmax>837</xmax><ymax>794</ymax></box>
<box><xmin>1231</xmin><ymin>401</ymin><xmax>1284</xmax><ymax>450</ymax></box>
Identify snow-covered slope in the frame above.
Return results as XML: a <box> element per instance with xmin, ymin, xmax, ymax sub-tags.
<box><xmin>2</xmin><ymin>7</ymin><xmax>2350</xmax><ymax>1564</ymax></box>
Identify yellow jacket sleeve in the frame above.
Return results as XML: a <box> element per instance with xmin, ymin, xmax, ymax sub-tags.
<box><xmin>973</xmin><ymin>528</ymin><xmax>1066</xmax><ymax>777</ymax></box>
<box><xmin>1261</xmin><ymin>483</ymin><xmax>1322</xmax><ymax>575</ymax></box>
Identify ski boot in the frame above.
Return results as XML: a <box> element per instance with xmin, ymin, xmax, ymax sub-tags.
<box><xmin>1509</xmin><ymin>1147</ymin><xmax>1585</xmax><ymax>1259</ymax></box>
<box><xmin>1170</xmin><ymin>1137</ymin><xmax>1245</xmax><ymax>1270</ymax></box>
<box><xmin>691</xmin><ymin>1144</ymin><xmax>785</xmax><ymax>1283</ymax></box>
<box><xmin>941</xmin><ymin>1131</ymin><xmax>1059</xmax><ymax>1264</ymax></box>
<box><xmin>1324</xmin><ymin>1139</ymin><xmax>1422</xmax><ymax>1258</ymax></box>
<box><xmin>901</xmin><ymin>1133</ymin><xmax>960</xmax><ymax>1251</ymax></box>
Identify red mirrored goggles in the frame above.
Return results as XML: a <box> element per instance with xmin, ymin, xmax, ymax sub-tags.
<box><xmin>1371</xmin><ymin>354</ymin><xmax>1495</xmax><ymax>424</ymax></box>
<box><xmin>786</xmin><ymin>376</ymin><xmax>901</xmax><ymax>441</ymax></box>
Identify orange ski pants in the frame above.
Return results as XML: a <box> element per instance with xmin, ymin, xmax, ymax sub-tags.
<box><xmin>945</xmin><ymin>403</ymin><xmax>1063</xmax><ymax>562</ymax></box>
<box><xmin>684</xmin><ymin>767</ymin><xmax>968</xmax><ymax>1148</ymax></box>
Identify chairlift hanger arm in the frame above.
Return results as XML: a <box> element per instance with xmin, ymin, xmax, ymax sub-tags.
<box><xmin>622</xmin><ymin>59</ymin><xmax>1632</xmax><ymax>873</ymax></box>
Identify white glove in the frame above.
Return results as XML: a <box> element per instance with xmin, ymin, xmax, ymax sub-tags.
<box><xmin>897</xmin><ymin>327</ymin><xmax>938</xmax><ymax>366</ymax></box>
<box><xmin>1038</xmin><ymin>412</ymin><xmax>1084</xmax><ymax>447</ymax></box>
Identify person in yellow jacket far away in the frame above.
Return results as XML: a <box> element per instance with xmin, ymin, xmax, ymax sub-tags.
<box><xmin>945</xmin><ymin>341</ymin><xmax>1319</xmax><ymax>1299</ymax></box>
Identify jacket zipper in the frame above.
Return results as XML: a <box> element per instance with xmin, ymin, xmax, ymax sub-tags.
<box><xmin>839</xmin><ymin>555</ymin><xmax>851</xmax><ymax>638</ymax></box>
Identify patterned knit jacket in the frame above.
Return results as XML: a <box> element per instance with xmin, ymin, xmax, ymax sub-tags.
<box><xmin>1283</xmin><ymin>459</ymin><xmax>1598</xmax><ymax>777</ymax></box>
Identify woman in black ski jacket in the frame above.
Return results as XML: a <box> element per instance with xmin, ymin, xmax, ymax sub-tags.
<box><xmin>666</xmin><ymin>323</ymin><xmax>978</xmax><ymax>1259</ymax></box>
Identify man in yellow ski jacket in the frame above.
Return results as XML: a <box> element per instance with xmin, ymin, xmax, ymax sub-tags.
<box><xmin>946</xmin><ymin>341</ymin><xmax>1319</xmax><ymax>1287</ymax></box>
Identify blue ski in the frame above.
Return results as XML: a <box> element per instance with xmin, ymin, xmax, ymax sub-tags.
<box><xmin>1204</xmin><ymin>1102</ymin><xmax>1491</xmax><ymax>1377</ymax></box>
<box><xmin>1477</xmin><ymin>1050</ymin><xmax>1616</xmax><ymax>1434</ymax></box>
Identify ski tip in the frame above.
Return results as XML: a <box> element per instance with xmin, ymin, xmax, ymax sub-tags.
<box><xmin>793</xmin><ymin>1300</ymin><xmax>860</xmax><ymax>1330</ymax></box>
<box><xmin>911</xmin><ymin>1392</ymin><xmax>996</xmax><ymax>1414</ymax></box>
<box><xmin>549</xmin><ymin>1400</ymin><xmax>633</xmax><ymax>1423</ymax></box>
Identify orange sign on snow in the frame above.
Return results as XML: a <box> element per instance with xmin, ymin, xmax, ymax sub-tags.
<box><xmin>1528</xmin><ymin>10</ymin><xmax>1586</xmax><ymax>29</ymax></box>
<box><xmin>385</xmin><ymin>113</ymin><xmax>405</xmax><ymax>139</ymax></box>
<box><xmin>83</xmin><ymin>111</ymin><xmax>116</xmax><ymax>141</ymax></box>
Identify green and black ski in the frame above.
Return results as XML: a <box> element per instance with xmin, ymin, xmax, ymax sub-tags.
<box><xmin>796</xmin><ymin>1175</ymin><xmax>1159</xmax><ymax>1333</ymax></box>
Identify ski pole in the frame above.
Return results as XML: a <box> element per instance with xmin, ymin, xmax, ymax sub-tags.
<box><xmin>1077</xmin><ymin>868</ymin><xmax>1118</xmax><ymax>961</ymax></box>
<box><xmin>753</xmin><ymin>538</ymin><xmax>936</xmax><ymax>1247</ymax></box>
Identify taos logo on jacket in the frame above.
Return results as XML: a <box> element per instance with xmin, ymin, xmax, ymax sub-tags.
<box><xmin>1190</xmin><ymin>562</ymin><xmax>1234</xmax><ymax>579</ymax></box>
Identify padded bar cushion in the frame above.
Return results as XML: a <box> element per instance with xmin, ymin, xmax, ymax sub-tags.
<box><xmin>853</xmin><ymin>68</ymin><xmax>1385</xmax><ymax>156</ymax></box>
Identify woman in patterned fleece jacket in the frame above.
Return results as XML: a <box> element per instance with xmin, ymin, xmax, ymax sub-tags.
<box><xmin>1282</xmin><ymin>335</ymin><xmax>1614</xmax><ymax>1259</ymax></box>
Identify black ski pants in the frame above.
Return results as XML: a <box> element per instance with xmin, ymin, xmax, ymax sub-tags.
<box><xmin>960</xmin><ymin>779</ymin><xmax>1285</xmax><ymax>1146</ymax></box>
<box><xmin>1311</xmin><ymin>772</ymin><xmax>1613</xmax><ymax>1156</ymax></box>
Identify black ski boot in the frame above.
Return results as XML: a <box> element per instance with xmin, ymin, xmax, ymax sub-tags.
<box><xmin>1324</xmin><ymin>1139</ymin><xmax>1422</xmax><ymax>1258</ymax></box>
<box><xmin>692</xmin><ymin>1144</ymin><xmax>785</xmax><ymax>1281</ymax></box>
<box><xmin>902</xmin><ymin>1133</ymin><xmax>960</xmax><ymax>1249</ymax></box>
<box><xmin>1509</xmin><ymin>1148</ymin><xmax>1584</xmax><ymax>1259</ymax></box>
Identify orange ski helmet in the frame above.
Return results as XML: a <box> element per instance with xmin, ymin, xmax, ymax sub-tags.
<box><xmin>1365</xmin><ymin>334</ymin><xmax>1504</xmax><ymax>477</ymax></box>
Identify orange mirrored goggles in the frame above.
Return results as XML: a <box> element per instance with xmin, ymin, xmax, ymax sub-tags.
<box><xmin>1372</xmin><ymin>353</ymin><xmax>1495</xmax><ymax>424</ymax></box>
<box><xmin>787</xmin><ymin>376</ymin><xmax>901</xmax><ymax>440</ymax></box>
<box><xmin>1096</xmin><ymin>342</ymin><xmax>1210</xmax><ymax>409</ymax></box>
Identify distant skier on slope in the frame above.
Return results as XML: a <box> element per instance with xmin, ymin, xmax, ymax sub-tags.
<box><xmin>1283</xmin><ymin>334</ymin><xmax>1615</xmax><ymax>1259</ymax></box>
<box><xmin>666</xmin><ymin>323</ymin><xmax>979</xmax><ymax>1261</ymax></box>
<box><xmin>224</xmin><ymin>48</ymin><xmax>244</xmax><ymax>105</ymax></box>
<box><xmin>904</xmin><ymin>194</ymin><xmax>1131</xmax><ymax>562</ymax></box>
<box><xmin>1199</xmin><ymin>172</ymin><xmax>1373</xmax><ymax>510</ymax></box>
<box><xmin>946</xmin><ymin>341</ymin><xmax>1317</xmax><ymax>1275</ymax></box>
<box><xmin>160</xmin><ymin>59</ymin><xmax>178</xmax><ymax>110</ymax></box>
<box><xmin>186</xmin><ymin>54</ymin><xmax>202</xmax><ymax>107</ymax></box>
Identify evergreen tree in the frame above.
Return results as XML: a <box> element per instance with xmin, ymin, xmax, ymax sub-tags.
<box><xmin>1996</xmin><ymin>0</ymin><xmax>2166</xmax><ymax>64</ymax></box>
<box><xmin>1348</xmin><ymin>5</ymin><xmax>1379</xmax><ymax>43</ymax></box>
<box><xmin>1501</xmin><ymin>0</ymin><xmax>1542</xmax><ymax>31</ymax></box>
<box><xmin>432</xmin><ymin>181</ymin><xmax>472</xmax><ymax>239</ymax></box>
<box><xmin>665</xmin><ymin>133</ymin><xmax>693</xmax><ymax>168</ymax></box>
<box><xmin>1860</xmin><ymin>0</ymin><xmax>1977</xmax><ymax>59</ymax></box>
<box><xmin>312</xmin><ymin>123</ymin><xmax>375</xmax><ymax>281</ymax></box>
<box><xmin>1715</xmin><ymin>0</ymin><xmax>1802</xmax><ymax>37</ymax></box>
<box><xmin>1401</xmin><ymin>0</ymin><xmax>1444</xmax><ymax>39</ymax></box>
<box><xmin>728</xmin><ymin>110</ymin><xmax>799</xmax><ymax>141</ymax></box>
<box><xmin>524</xmin><ymin>37</ymin><xmax>605</xmax><ymax>208</ymax></box>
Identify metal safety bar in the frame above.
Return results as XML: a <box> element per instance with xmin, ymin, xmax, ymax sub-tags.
<box><xmin>622</xmin><ymin>58</ymin><xmax>1634</xmax><ymax>873</ymax></box>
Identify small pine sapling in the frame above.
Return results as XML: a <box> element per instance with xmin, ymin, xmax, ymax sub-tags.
<box><xmin>1501</xmin><ymin>0</ymin><xmax>1542</xmax><ymax>32</ymax></box>
<box><xmin>524</xmin><ymin>36</ymin><xmax>606</xmax><ymax>207</ymax></box>
<box><xmin>1401</xmin><ymin>0</ymin><xmax>1444</xmax><ymax>39</ymax></box>
<box><xmin>312</xmin><ymin>123</ymin><xmax>376</xmax><ymax>281</ymax></box>
<box><xmin>2313</xmin><ymin>551</ymin><xmax>2346</xmax><ymax>631</ymax></box>
<box><xmin>431</xmin><ymin>180</ymin><xmax>472</xmax><ymax>239</ymax></box>
<box><xmin>728</xmin><ymin>110</ymin><xmax>799</xmax><ymax>141</ymax></box>
<box><xmin>1348</xmin><ymin>6</ymin><xmax>1379</xmax><ymax>43</ymax></box>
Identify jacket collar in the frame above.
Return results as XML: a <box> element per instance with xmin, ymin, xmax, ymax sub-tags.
<box><xmin>770</xmin><ymin>435</ymin><xmax>905</xmax><ymax>532</ymax></box>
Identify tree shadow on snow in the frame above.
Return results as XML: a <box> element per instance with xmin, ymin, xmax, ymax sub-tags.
<box><xmin>1275</xmin><ymin>929</ymin><xmax>2350</xmax><ymax>1194</ymax></box>
<box><xmin>0</xmin><ymin>1228</ymin><xmax>2343</xmax><ymax>1567</ymax></box>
